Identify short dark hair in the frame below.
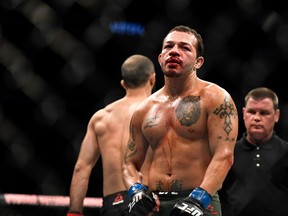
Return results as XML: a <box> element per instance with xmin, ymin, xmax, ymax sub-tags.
<box><xmin>121</xmin><ymin>54</ymin><xmax>155</xmax><ymax>88</ymax></box>
<box><xmin>166</xmin><ymin>25</ymin><xmax>204</xmax><ymax>57</ymax></box>
<box><xmin>244</xmin><ymin>87</ymin><xmax>279</xmax><ymax>111</ymax></box>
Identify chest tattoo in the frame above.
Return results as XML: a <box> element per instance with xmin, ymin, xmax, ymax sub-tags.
<box><xmin>144</xmin><ymin>114</ymin><xmax>160</xmax><ymax>129</ymax></box>
<box><xmin>176</xmin><ymin>96</ymin><xmax>200</xmax><ymax>126</ymax></box>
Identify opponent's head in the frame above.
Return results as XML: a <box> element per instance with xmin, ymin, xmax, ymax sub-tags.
<box><xmin>121</xmin><ymin>54</ymin><xmax>156</xmax><ymax>89</ymax></box>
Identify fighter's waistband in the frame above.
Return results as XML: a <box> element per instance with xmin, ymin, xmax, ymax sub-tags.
<box><xmin>102</xmin><ymin>190</ymin><xmax>129</xmax><ymax>207</ymax></box>
<box><xmin>103</xmin><ymin>190</ymin><xmax>128</xmax><ymax>199</ymax></box>
<box><xmin>153</xmin><ymin>190</ymin><xmax>191</xmax><ymax>198</ymax></box>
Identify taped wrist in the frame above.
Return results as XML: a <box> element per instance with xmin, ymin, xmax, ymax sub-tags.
<box><xmin>189</xmin><ymin>187</ymin><xmax>212</xmax><ymax>208</ymax></box>
<box><xmin>67</xmin><ymin>212</ymin><xmax>83</xmax><ymax>216</ymax></box>
<box><xmin>128</xmin><ymin>183</ymin><xmax>148</xmax><ymax>197</ymax></box>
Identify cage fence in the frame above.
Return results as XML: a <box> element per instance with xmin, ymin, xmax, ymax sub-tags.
<box><xmin>0</xmin><ymin>194</ymin><xmax>101</xmax><ymax>216</ymax></box>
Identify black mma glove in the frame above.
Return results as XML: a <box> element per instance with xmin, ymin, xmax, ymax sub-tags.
<box><xmin>170</xmin><ymin>187</ymin><xmax>212</xmax><ymax>216</ymax></box>
<box><xmin>128</xmin><ymin>183</ymin><xmax>157</xmax><ymax>215</ymax></box>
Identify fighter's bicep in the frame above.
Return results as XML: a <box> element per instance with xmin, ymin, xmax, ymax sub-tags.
<box><xmin>208</xmin><ymin>95</ymin><xmax>238</xmax><ymax>149</ymax></box>
<box><xmin>124</xmin><ymin>117</ymin><xmax>147</xmax><ymax>169</ymax></box>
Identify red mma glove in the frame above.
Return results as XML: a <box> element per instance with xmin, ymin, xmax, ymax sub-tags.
<box><xmin>67</xmin><ymin>212</ymin><xmax>83</xmax><ymax>216</ymax></box>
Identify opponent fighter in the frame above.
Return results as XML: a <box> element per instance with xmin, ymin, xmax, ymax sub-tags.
<box><xmin>123</xmin><ymin>25</ymin><xmax>238</xmax><ymax>216</ymax></box>
<box><xmin>67</xmin><ymin>54</ymin><xmax>156</xmax><ymax>216</ymax></box>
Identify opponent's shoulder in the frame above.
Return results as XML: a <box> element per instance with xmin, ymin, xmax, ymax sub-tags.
<box><xmin>88</xmin><ymin>108</ymin><xmax>106</xmax><ymax>128</ymax></box>
<box><xmin>88</xmin><ymin>100</ymin><xmax>125</xmax><ymax>134</ymax></box>
<box><xmin>132</xmin><ymin>89</ymin><xmax>163</xmax><ymax>114</ymax></box>
<box><xmin>89</xmin><ymin>100</ymin><xmax>117</xmax><ymax>124</ymax></box>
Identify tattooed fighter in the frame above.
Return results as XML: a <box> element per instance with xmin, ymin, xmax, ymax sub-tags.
<box><xmin>123</xmin><ymin>25</ymin><xmax>238</xmax><ymax>216</ymax></box>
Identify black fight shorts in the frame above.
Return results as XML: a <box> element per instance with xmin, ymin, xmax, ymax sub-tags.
<box><xmin>100</xmin><ymin>191</ymin><xmax>130</xmax><ymax>216</ymax></box>
<box><xmin>152</xmin><ymin>190</ymin><xmax>222</xmax><ymax>216</ymax></box>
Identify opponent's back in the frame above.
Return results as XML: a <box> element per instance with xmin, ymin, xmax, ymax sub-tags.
<box><xmin>67</xmin><ymin>54</ymin><xmax>156</xmax><ymax>215</ymax></box>
<box><xmin>93</xmin><ymin>54</ymin><xmax>156</xmax><ymax>196</ymax></box>
<box><xmin>94</xmin><ymin>96</ymin><xmax>149</xmax><ymax>195</ymax></box>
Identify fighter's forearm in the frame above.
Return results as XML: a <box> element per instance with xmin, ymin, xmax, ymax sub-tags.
<box><xmin>123</xmin><ymin>163</ymin><xmax>143</xmax><ymax>189</ymax></box>
<box><xmin>199</xmin><ymin>155</ymin><xmax>233</xmax><ymax>195</ymax></box>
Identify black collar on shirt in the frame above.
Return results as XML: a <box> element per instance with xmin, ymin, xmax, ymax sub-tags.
<box><xmin>241</xmin><ymin>132</ymin><xmax>275</xmax><ymax>150</ymax></box>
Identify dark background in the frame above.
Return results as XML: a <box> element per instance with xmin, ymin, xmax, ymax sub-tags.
<box><xmin>0</xmin><ymin>0</ymin><xmax>288</xmax><ymax>200</ymax></box>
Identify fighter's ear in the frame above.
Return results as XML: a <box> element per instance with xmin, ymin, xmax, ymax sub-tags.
<box><xmin>121</xmin><ymin>80</ymin><xmax>127</xmax><ymax>90</ymax></box>
<box><xmin>149</xmin><ymin>73</ymin><xmax>156</xmax><ymax>88</ymax></box>
<box><xmin>194</xmin><ymin>56</ymin><xmax>204</xmax><ymax>69</ymax></box>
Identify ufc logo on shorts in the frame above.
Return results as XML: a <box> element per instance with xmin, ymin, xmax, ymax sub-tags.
<box><xmin>177</xmin><ymin>202</ymin><xmax>203</xmax><ymax>216</ymax></box>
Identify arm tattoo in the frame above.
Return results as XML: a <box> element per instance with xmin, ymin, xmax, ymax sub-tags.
<box><xmin>213</xmin><ymin>96</ymin><xmax>237</xmax><ymax>137</ymax></box>
<box><xmin>124</xmin><ymin>123</ymin><xmax>137</xmax><ymax>162</ymax></box>
<box><xmin>176</xmin><ymin>96</ymin><xmax>200</xmax><ymax>126</ymax></box>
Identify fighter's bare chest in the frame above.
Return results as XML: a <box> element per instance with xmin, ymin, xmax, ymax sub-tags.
<box><xmin>142</xmin><ymin>95</ymin><xmax>202</xmax><ymax>139</ymax></box>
